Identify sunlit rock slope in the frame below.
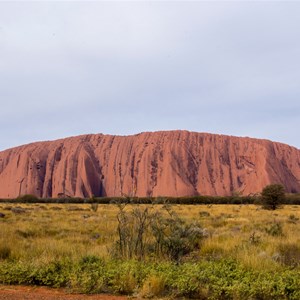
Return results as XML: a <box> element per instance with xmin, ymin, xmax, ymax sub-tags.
<box><xmin>0</xmin><ymin>131</ymin><xmax>299</xmax><ymax>198</ymax></box>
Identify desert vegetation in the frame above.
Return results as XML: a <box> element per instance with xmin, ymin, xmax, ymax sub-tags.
<box><xmin>3</xmin><ymin>188</ymin><xmax>300</xmax><ymax>205</ymax></box>
<box><xmin>261</xmin><ymin>184</ymin><xmax>286</xmax><ymax>210</ymax></box>
<box><xmin>1</xmin><ymin>199</ymin><xmax>300</xmax><ymax>299</ymax></box>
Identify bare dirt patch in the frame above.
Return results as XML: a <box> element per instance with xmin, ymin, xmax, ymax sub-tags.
<box><xmin>0</xmin><ymin>285</ymin><xmax>127</xmax><ymax>300</ymax></box>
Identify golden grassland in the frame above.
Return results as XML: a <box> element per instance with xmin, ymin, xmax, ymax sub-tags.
<box><xmin>1</xmin><ymin>203</ymin><xmax>300</xmax><ymax>270</ymax></box>
<box><xmin>1</xmin><ymin>203</ymin><xmax>300</xmax><ymax>299</ymax></box>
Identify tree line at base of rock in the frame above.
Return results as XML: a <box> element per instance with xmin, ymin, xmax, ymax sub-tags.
<box><xmin>0</xmin><ymin>184</ymin><xmax>299</xmax><ymax>208</ymax></box>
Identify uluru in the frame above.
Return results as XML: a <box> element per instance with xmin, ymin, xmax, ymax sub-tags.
<box><xmin>0</xmin><ymin>130</ymin><xmax>299</xmax><ymax>198</ymax></box>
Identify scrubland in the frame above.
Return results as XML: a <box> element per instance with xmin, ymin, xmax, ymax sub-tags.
<box><xmin>1</xmin><ymin>203</ymin><xmax>300</xmax><ymax>299</ymax></box>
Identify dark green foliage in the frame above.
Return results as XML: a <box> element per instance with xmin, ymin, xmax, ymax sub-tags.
<box><xmin>0</xmin><ymin>245</ymin><xmax>11</xmax><ymax>260</ymax></box>
<box><xmin>288</xmin><ymin>214</ymin><xmax>299</xmax><ymax>224</ymax></box>
<box><xmin>151</xmin><ymin>206</ymin><xmax>203</xmax><ymax>262</ymax></box>
<box><xmin>1</xmin><ymin>259</ymin><xmax>300</xmax><ymax>298</ymax></box>
<box><xmin>285</xmin><ymin>193</ymin><xmax>300</xmax><ymax>205</ymax></box>
<box><xmin>265</xmin><ymin>222</ymin><xmax>284</xmax><ymax>237</ymax></box>
<box><xmin>113</xmin><ymin>204</ymin><xmax>204</xmax><ymax>262</ymax></box>
<box><xmin>199</xmin><ymin>211</ymin><xmax>211</xmax><ymax>217</ymax></box>
<box><xmin>2</xmin><ymin>194</ymin><xmax>300</xmax><ymax>205</ymax></box>
<box><xmin>261</xmin><ymin>184</ymin><xmax>286</xmax><ymax>210</ymax></box>
<box><xmin>72</xmin><ymin>255</ymin><xmax>107</xmax><ymax>293</ymax></box>
<box><xmin>114</xmin><ymin>204</ymin><xmax>152</xmax><ymax>260</ymax></box>
<box><xmin>33</xmin><ymin>260</ymin><xmax>71</xmax><ymax>287</ymax></box>
<box><xmin>1</xmin><ymin>195</ymin><xmax>259</xmax><ymax>205</ymax></box>
<box><xmin>16</xmin><ymin>194</ymin><xmax>39</xmax><ymax>202</ymax></box>
<box><xmin>0</xmin><ymin>261</ymin><xmax>34</xmax><ymax>285</ymax></box>
<box><xmin>1</xmin><ymin>191</ymin><xmax>300</xmax><ymax>205</ymax></box>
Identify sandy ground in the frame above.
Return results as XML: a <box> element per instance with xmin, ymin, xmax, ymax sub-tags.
<box><xmin>0</xmin><ymin>285</ymin><xmax>127</xmax><ymax>300</ymax></box>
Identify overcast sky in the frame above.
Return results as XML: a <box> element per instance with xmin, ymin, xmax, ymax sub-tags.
<box><xmin>0</xmin><ymin>1</ymin><xmax>299</xmax><ymax>151</ymax></box>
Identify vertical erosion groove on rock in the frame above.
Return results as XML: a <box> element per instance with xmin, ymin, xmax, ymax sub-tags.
<box><xmin>0</xmin><ymin>131</ymin><xmax>299</xmax><ymax>198</ymax></box>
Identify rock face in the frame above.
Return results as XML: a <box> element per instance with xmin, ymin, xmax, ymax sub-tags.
<box><xmin>0</xmin><ymin>131</ymin><xmax>299</xmax><ymax>198</ymax></box>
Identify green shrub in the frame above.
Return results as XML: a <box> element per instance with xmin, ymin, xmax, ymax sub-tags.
<box><xmin>276</xmin><ymin>243</ymin><xmax>300</xmax><ymax>267</ymax></box>
<box><xmin>33</xmin><ymin>260</ymin><xmax>71</xmax><ymax>287</ymax></box>
<box><xmin>288</xmin><ymin>214</ymin><xmax>299</xmax><ymax>224</ymax></box>
<box><xmin>5</xmin><ymin>195</ymin><xmax>259</xmax><ymax>205</ymax></box>
<box><xmin>113</xmin><ymin>204</ymin><xmax>205</xmax><ymax>262</ymax></box>
<box><xmin>261</xmin><ymin>184</ymin><xmax>285</xmax><ymax>210</ymax></box>
<box><xmin>199</xmin><ymin>211</ymin><xmax>211</xmax><ymax>217</ymax></box>
<box><xmin>0</xmin><ymin>245</ymin><xmax>11</xmax><ymax>260</ymax></box>
<box><xmin>265</xmin><ymin>222</ymin><xmax>284</xmax><ymax>236</ymax></box>
<box><xmin>1</xmin><ymin>258</ymin><xmax>300</xmax><ymax>298</ymax></box>
<box><xmin>70</xmin><ymin>255</ymin><xmax>106</xmax><ymax>293</ymax></box>
<box><xmin>17</xmin><ymin>194</ymin><xmax>39</xmax><ymax>202</ymax></box>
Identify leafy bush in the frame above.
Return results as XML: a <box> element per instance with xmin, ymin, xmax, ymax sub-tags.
<box><xmin>261</xmin><ymin>184</ymin><xmax>285</xmax><ymax>210</ymax></box>
<box><xmin>4</xmin><ymin>195</ymin><xmax>258</xmax><ymax>205</ymax></box>
<box><xmin>265</xmin><ymin>222</ymin><xmax>284</xmax><ymax>237</ymax></box>
<box><xmin>70</xmin><ymin>255</ymin><xmax>106</xmax><ymax>293</ymax></box>
<box><xmin>151</xmin><ymin>212</ymin><xmax>204</xmax><ymax>262</ymax></box>
<box><xmin>0</xmin><ymin>245</ymin><xmax>11</xmax><ymax>260</ymax></box>
<box><xmin>288</xmin><ymin>214</ymin><xmax>299</xmax><ymax>224</ymax></box>
<box><xmin>16</xmin><ymin>194</ymin><xmax>39</xmax><ymax>202</ymax></box>
<box><xmin>33</xmin><ymin>260</ymin><xmax>71</xmax><ymax>287</ymax></box>
<box><xmin>3</xmin><ymin>192</ymin><xmax>300</xmax><ymax>205</ymax></box>
<box><xmin>113</xmin><ymin>204</ymin><xmax>205</xmax><ymax>262</ymax></box>
<box><xmin>199</xmin><ymin>211</ymin><xmax>211</xmax><ymax>217</ymax></box>
<box><xmin>1</xmin><ymin>258</ymin><xmax>300</xmax><ymax>298</ymax></box>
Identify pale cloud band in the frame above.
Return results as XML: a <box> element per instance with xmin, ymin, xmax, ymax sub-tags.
<box><xmin>0</xmin><ymin>1</ymin><xmax>299</xmax><ymax>150</ymax></box>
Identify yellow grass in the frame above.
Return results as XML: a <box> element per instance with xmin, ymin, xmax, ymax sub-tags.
<box><xmin>1</xmin><ymin>203</ymin><xmax>300</xmax><ymax>271</ymax></box>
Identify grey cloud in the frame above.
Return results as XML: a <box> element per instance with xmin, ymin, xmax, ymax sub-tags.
<box><xmin>0</xmin><ymin>1</ymin><xmax>299</xmax><ymax>150</ymax></box>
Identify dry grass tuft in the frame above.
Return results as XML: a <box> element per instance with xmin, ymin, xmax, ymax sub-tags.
<box><xmin>0</xmin><ymin>203</ymin><xmax>300</xmax><ymax>272</ymax></box>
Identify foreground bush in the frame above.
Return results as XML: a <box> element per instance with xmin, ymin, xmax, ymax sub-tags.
<box><xmin>1</xmin><ymin>258</ymin><xmax>300</xmax><ymax>299</ymax></box>
<box><xmin>113</xmin><ymin>204</ymin><xmax>205</xmax><ymax>262</ymax></box>
<box><xmin>261</xmin><ymin>184</ymin><xmax>286</xmax><ymax>210</ymax></box>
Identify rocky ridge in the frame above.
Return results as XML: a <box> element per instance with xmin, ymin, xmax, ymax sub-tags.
<box><xmin>0</xmin><ymin>131</ymin><xmax>299</xmax><ymax>198</ymax></box>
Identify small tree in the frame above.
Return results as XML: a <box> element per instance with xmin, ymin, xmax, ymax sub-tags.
<box><xmin>112</xmin><ymin>202</ymin><xmax>205</xmax><ymax>262</ymax></box>
<box><xmin>261</xmin><ymin>184</ymin><xmax>285</xmax><ymax>210</ymax></box>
